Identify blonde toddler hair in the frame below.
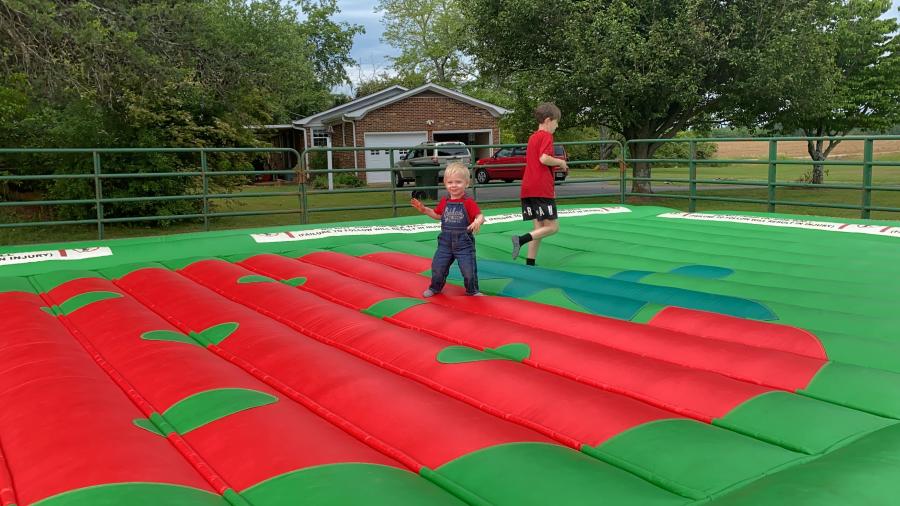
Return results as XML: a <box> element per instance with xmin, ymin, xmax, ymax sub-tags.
<box><xmin>444</xmin><ymin>161</ymin><xmax>471</xmax><ymax>185</ymax></box>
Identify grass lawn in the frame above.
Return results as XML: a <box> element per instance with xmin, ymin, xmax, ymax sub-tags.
<box><xmin>568</xmin><ymin>152</ymin><xmax>900</xmax><ymax>184</ymax></box>
<box><xmin>3</xmin><ymin>152</ymin><xmax>899</xmax><ymax>247</ymax></box>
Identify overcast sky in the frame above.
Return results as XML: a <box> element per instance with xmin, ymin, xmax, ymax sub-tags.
<box><xmin>331</xmin><ymin>0</ymin><xmax>396</xmax><ymax>95</ymax></box>
<box><xmin>330</xmin><ymin>0</ymin><xmax>900</xmax><ymax>95</ymax></box>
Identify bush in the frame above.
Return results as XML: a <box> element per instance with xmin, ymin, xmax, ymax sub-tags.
<box><xmin>554</xmin><ymin>126</ymin><xmax>624</xmax><ymax>169</ymax></box>
<box><xmin>653</xmin><ymin>132</ymin><xmax>718</xmax><ymax>165</ymax></box>
<box><xmin>311</xmin><ymin>171</ymin><xmax>365</xmax><ymax>189</ymax></box>
<box><xmin>44</xmin><ymin>151</ymin><xmax>253</xmax><ymax>228</ymax></box>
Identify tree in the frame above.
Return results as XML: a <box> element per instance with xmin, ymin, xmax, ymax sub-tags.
<box><xmin>376</xmin><ymin>0</ymin><xmax>473</xmax><ymax>85</ymax></box>
<box><xmin>0</xmin><ymin>0</ymin><xmax>360</xmax><ymax>222</ymax></box>
<box><xmin>762</xmin><ymin>0</ymin><xmax>900</xmax><ymax>184</ymax></box>
<box><xmin>353</xmin><ymin>71</ymin><xmax>426</xmax><ymax>98</ymax></box>
<box><xmin>461</xmin><ymin>0</ymin><xmax>831</xmax><ymax>192</ymax></box>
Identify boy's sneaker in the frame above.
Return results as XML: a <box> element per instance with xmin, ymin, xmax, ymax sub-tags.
<box><xmin>422</xmin><ymin>288</ymin><xmax>437</xmax><ymax>298</ymax></box>
<box><xmin>469</xmin><ymin>292</ymin><xmax>485</xmax><ymax>296</ymax></box>
<box><xmin>510</xmin><ymin>235</ymin><xmax>522</xmax><ymax>259</ymax></box>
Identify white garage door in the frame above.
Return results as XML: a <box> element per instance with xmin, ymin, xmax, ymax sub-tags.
<box><xmin>363</xmin><ymin>132</ymin><xmax>427</xmax><ymax>184</ymax></box>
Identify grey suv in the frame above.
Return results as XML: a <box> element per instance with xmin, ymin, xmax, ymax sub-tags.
<box><xmin>393</xmin><ymin>141</ymin><xmax>472</xmax><ymax>187</ymax></box>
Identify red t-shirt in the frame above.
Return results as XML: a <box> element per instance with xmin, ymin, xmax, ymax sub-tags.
<box><xmin>434</xmin><ymin>195</ymin><xmax>481</xmax><ymax>224</ymax></box>
<box><xmin>520</xmin><ymin>129</ymin><xmax>556</xmax><ymax>198</ymax></box>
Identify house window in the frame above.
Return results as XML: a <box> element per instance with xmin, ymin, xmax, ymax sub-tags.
<box><xmin>312</xmin><ymin>128</ymin><xmax>328</xmax><ymax>147</ymax></box>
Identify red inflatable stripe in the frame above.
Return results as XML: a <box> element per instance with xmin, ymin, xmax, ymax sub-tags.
<box><xmin>0</xmin><ymin>292</ymin><xmax>214</xmax><ymax>505</ymax></box>
<box><xmin>647</xmin><ymin>306</ymin><xmax>828</xmax><ymax>360</ymax></box>
<box><xmin>302</xmin><ymin>252</ymin><xmax>468</xmax><ymax>297</ymax></box>
<box><xmin>210</xmin><ymin>255</ymin><xmax>682</xmax><ymax>447</ymax></box>
<box><xmin>251</xmin><ymin>254</ymin><xmax>762</xmax><ymax>420</ymax></box>
<box><xmin>119</xmin><ymin>265</ymin><xmax>550</xmax><ymax>469</ymax></box>
<box><xmin>48</xmin><ymin>276</ymin><xmax>406</xmax><ymax>492</ymax></box>
<box><xmin>0</xmin><ymin>443</ymin><xmax>17</xmax><ymax>506</ymax></box>
<box><xmin>41</xmin><ymin>281</ymin><xmax>234</xmax><ymax>495</ymax></box>
<box><xmin>350</xmin><ymin>252</ymin><xmax>827</xmax><ymax>392</ymax></box>
<box><xmin>362</xmin><ymin>252</ymin><xmax>431</xmax><ymax>273</ymax></box>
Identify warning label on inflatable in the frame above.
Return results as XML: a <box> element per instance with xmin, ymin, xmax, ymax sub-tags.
<box><xmin>252</xmin><ymin>206</ymin><xmax>631</xmax><ymax>243</ymax></box>
<box><xmin>658</xmin><ymin>212</ymin><xmax>900</xmax><ymax>238</ymax></box>
<box><xmin>0</xmin><ymin>247</ymin><xmax>113</xmax><ymax>266</ymax></box>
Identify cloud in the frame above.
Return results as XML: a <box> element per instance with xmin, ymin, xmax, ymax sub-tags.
<box><xmin>330</xmin><ymin>0</ymin><xmax>399</xmax><ymax>94</ymax></box>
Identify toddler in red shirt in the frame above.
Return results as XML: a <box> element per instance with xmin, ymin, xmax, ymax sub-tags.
<box><xmin>411</xmin><ymin>162</ymin><xmax>485</xmax><ymax>296</ymax></box>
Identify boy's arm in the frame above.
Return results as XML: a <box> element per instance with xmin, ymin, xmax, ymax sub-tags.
<box><xmin>465</xmin><ymin>199</ymin><xmax>485</xmax><ymax>233</ymax></box>
<box><xmin>411</xmin><ymin>198</ymin><xmax>440</xmax><ymax>220</ymax></box>
<box><xmin>467</xmin><ymin>213</ymin><xmax>485</xmax><ymax>233</ymax></box>
<box><xmin>540</xmin><ymin>153</ymin><xmax>568</xmax><ymax>169</ymax></box>
<box><xmin>538</xmin><ymin>133</ymin><xmax>568</xmax><ymax>169</ymax></box>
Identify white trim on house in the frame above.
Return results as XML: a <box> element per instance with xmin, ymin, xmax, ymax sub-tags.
<box><xmin>247</xmin><ymin>124</ymin><xmax>296</xmax><ymax>130</ymax></box>
<box><xmin>343</xmin><ymin>83</ymin><xmax>511</xmax><ymax>120</ymax></box>
<box><xmin>293</xmin><ymin>85</ymin><xmax>408</xmax><ymax>128</ymax></box>
<box><xmin>350</xmin><ymin>119</ymin><xmax>358</xmax><ymax>170</ymax></box>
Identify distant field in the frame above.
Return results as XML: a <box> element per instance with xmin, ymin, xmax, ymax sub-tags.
<box><xmin>714</xmin><ymin>139</ymin><xmax>900</xmax><ymax>159</ymax></box>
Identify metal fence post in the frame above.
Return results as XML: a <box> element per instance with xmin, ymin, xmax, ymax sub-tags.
<box><xmin>92</xmin><ymin>151</ymin><xmax>104</xmax><ymax>239</ymax></box>
<box><xmin>389</xmin><ymin>149</ymin><xmax>397</xmax><ymax>217</ymax></box>
<box><xmin>767</xmin><ymin>140</ymin><xmax>778</xmax><ymax>213</ymax></box>
<box><xmin>299</xmin><ymin>149</ymin><xmax>309</xmax><ymax>224</ymax></box>
<box><xmin>200</xmin><ymin>150</ymin><xmax>209</xmax><ymax>231</ymax></box>
<box><xmin>688</xmin><ymin>141</ymin><xmax>697</xmax><ymax>212</ymax></box>
<box><xmin>619</xmin><ymin>142</ymin><xmax>627</xmax><ymax>205</ymax></box>
<box><xmin>861</xmin><ymin>139</ymin><xmax>874</xmax><ymax>219</ymax></box>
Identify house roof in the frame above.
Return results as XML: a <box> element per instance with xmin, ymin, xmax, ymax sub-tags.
<box><xmin>247</xmin><ymin>124</ymin><xmax>295</xmax><ymax>130</ymax></box>
<box><xmin>294</xmin><ymin>83</ymin><xmax>510</xmax><ymax>128</ymax></box>
<box><xmin>341</xmin><ymin>83</ymin><xmax>510</xmax><ymax>121</ymax></box>
<box><xmin>293</xmin><ymin>85</ymin><xmax>408</xmax><ymax>128</ymax></box>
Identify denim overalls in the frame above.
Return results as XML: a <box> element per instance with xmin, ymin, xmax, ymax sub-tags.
<box><xmin>429</xmin><ymin>199</ymin><xmax>479</xmax><ymax>295</ymax></box>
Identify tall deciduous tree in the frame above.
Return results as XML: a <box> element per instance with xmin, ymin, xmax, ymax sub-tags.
<box><xmin>763</xmin><ymin>0</ymin><xmax>899</xmax><ymax>184</ymax></box>
<box><xmin>353</xmin><ymin>71</ymin><xmax>427</xmax><ymax>98</ymax></box>
<box><xmin>461</xmin><ymin>0</ymin><xmax>831</xmax><ymax>192</ymax></box>
<box><xmin>0</xmin><ymin>0</ymin><xmax>360</xmax><ymax>221</ymax></box>
<box><xmin>376</xmin><ymin>0</ymin><xmax>472</xmax><ymax>85</ymax></box>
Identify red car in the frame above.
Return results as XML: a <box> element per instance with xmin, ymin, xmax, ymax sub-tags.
<box><xmin>474</xmin><ymin>145</ymin><xmax>568</xmax><ymax>184</ymax></box>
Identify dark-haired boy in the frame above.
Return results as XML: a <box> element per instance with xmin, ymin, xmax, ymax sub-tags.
<box><xmin>511</xmin><ymin>102</ymin><xmax>568</xmax><ymax>265</ymax></box>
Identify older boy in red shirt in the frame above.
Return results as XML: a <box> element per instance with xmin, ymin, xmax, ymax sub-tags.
<box><xmin>511</xmin><ymin>102</ymin><xmax>568</xmax><ymax>265</ymax></box>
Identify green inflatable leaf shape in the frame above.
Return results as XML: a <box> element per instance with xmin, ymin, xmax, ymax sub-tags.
<box><xmin>41</xmin><ymin>306</ymin><xmax>60</xmax><ymax>316</ymax></box>
<box><xmin>31</xmin><ymin>482</ymin><xmax>228</xmax><ymax>506</ymax></box>
<box><xmin>437</xmin><ymin>343</ymin><xmax>531</xmax><ymax>364</ymax></box>
<box><xmin>163</xmin><ymin>388</ymin><xmax>278</xmax><ymax>435</ymax></box>
<box><xmin>237</xmin><ymin>275</ymin><xmax>276</xmax><ymax>284</ymax></box>
<box><xmin>57</xmin><ymin>291</ymin><xmax>123</xmax><ymax>316</ymax></box>
<box><xmin>141</xmin><ymin>329</ymin><xmax>202</xmax><ymax>347</ymax></box>
<box><xmin>435</xmin><ymin>442</ymin><xmax>684</xmax><ymax>506</ymax></box>
<box><xmin>192</xmin><ymin>322</ymin><xmax>239</xmax><ymax>345</ymax></box>
<box><xmin>243</xmin><ymin>463</ymin><xmax>465</xmax><ymax>506</ymax></box>
<box><xmin>132</xmin><ymin>417</ymin><xmax>165</xmax><ymax>436</ymax></box>
<box><xmin>492</xmin><ymin>343</ymin><xmax>531</xmax><ymax>361</ymax></box>
<box><xmin>363</xmin><ymin>297</ymin><xmax>425</xmax><ymax>318</ymax></box>
<box><xmin>281</xmin><ymin>276</ymin><xmax>307</xmax><ymax>287</ymax></box>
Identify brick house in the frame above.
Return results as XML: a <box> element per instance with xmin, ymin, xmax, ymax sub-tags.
<box><xmin>288</xmin><ymin>83</ymin><xmax>509</xmax><ymax>185</ymax></box>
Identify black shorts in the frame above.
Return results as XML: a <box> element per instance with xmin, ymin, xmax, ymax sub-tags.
<box><xmin>521</xmin><ymin>197</ymin><xmax>558</xmax><ymax>221</ymax></box>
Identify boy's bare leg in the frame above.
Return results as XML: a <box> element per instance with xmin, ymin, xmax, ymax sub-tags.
<box><xmin>526</xmin><ymin>219</ymin><xmax>559</xmax><ymax>260</ymax></box>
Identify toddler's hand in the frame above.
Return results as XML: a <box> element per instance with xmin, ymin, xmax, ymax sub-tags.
<box><xmin>410</xmin><ymin>198</ymin><xmax>427</xmax><ymax>213</ymax></box>
<box><xmin>467</xmin><ymin>217</ymin><xmax>484</xmax><ymax>234</ymax></box>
